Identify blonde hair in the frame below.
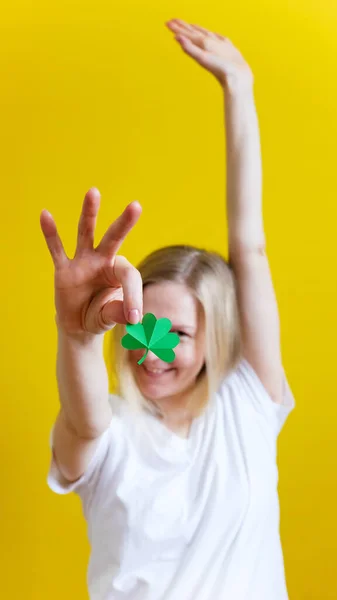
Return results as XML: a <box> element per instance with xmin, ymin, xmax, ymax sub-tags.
<box><xmin>111</xmin><ymin>245</ymin><xmax>242</xmax><ymax>417</ymax></box>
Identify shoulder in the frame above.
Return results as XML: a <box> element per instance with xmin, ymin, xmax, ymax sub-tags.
<box><xmin>217</xmin><ymin>358</ymin><xmax>295</xmax><ymax>436</ymax></box>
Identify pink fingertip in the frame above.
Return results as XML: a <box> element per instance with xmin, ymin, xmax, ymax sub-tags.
<box><xmin>128</xmin><ymin>309</ymin><xmax>140</xmax><ymax>324</ymax></box>
<box><xmin>130</xmin><ymin>200</ymin><xmax>142</xmax><ymax>212</ymax></box>
<box><xmin>88</xmin><ymin>187</ymin><xmax>100</xmax><ymax>197</ymax></box>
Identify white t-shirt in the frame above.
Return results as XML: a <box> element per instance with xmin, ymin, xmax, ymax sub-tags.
<box><xmin>47</xmin><ymin>358</ymin><xmax>295</xmax><ymax>600</ymax></box>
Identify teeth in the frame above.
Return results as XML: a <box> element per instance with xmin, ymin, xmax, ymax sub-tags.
<box><xmin>146</xmin><ymin>368</ymin><xmax>165</xmax><ymax>374</ymax></box>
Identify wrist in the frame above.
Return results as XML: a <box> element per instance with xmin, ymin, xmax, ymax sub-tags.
<box><xmin>222</xmin><ymin>76</ymin><xmax>255</xmax><ymax>101</ymax></box>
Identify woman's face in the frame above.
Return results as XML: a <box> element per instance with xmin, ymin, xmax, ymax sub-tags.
<box><xmin>129</xmin><ymin>281</ymin><xmax>205</xmax><ymax>403</ymax></box>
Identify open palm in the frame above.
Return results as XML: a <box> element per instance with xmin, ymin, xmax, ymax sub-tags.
<box><xmin>166</xmin><ymin>19</ymin><xmax>253</xmax><ymax>90</ymax></box>
<box><xmin>40</xmin><ymin>188</ymin><xmax>143</xmax><ymax>336</ymax></box>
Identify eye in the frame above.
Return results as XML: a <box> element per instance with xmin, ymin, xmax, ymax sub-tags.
<box><xmin>176</xmin><ymin>331</ymin><xmax>188</xmax><ymax>338</ymax></box>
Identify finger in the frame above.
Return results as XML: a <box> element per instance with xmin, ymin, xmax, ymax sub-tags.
<box><xmin>190</xmin><ymin>23</ymin><xmax>227</xmax><ymax>42</ymax></box>
<box><xmin>75</xmin><ymin>187</ymin><xmax>101</xmax><ymax>255</ymax></box>
<box><xmin>175</xmin><ymin>35</ymin><xmax>209</xmax><ymax>66</ymax></box>
<box><xmin>40</xmin><ymin>209</ymin><xmax>68</xmax><ymax>269</ymax></box>
<box><xmin>167</xmin><ymin>19</ymin><xmax>195</xmax><ymax>32</ymax></box>
<box><xmin>101</xmin><ymin>299</ymin><xmax>126</xmax><ymax>328</ymax></box>
<box><xmin>85</xmin><ymin>287</ymin><xmax>126</xmax><ymax>331</ymax></box>
<box><xmin>113</xmin><ymin>255</ymin><xmax>143</xmax><ymax>324</ymax></box>
<box><xmin>215</xmin><ymin>33</ymin><xmax>228</xmax><ymax>41</ymax></box>
<box><xmin>167</xmin><ymin>20</ymin><xmax>204</xmax><ymax>44</ymax></box>
<box><xmin>190</xmin><ymin>23</ymin><xmax>218</xmax><ymax>39</ymax></box>
<box><xmin>167</xmin><ymin>19</ymin><xmax>226</xmax><ymax>43</ymax></box>
<box><xmin>96</xmin><ymin>201</ymin><xmax>142</xmax><ymax>260</ymax></box>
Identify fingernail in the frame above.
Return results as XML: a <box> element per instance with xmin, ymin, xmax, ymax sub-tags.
<box><xmin>128</xmin><ymin>309</ymin><xmax>140</xmax><ymax>324</ymax></box>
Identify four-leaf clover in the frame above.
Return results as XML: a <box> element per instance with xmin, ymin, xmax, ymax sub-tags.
<box><xmin>121</xmin><ymin>313</ymin><xmax>180</xmax><ymax>365</ymax></box>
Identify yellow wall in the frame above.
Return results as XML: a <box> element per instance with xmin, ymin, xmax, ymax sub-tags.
<box><xmin>1</xmin><ymin>1</ymin><xmax>336</xmax><ymax>598</ymax></box>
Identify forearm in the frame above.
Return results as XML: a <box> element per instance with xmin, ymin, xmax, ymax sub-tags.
<box><xmin>56</xmin><ymin>326</ymin><xmax>112</xmax><ymax>438</ymax></box>
<box><xmin>224</xmin><ymin>84</ymin><xmax>265</xmax><ymax>254</ymax></box>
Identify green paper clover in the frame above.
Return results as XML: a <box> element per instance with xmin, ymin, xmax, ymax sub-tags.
<box><xmin>121</xmin><ymin>313</ymin><xmax>180</xmax><ymax>365</ymax></box>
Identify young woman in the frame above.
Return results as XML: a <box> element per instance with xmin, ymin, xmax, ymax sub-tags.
<box><xmin>41</xmin><ymin>19</ymin><xmax>295</xmax><ymax>600</ymax></box>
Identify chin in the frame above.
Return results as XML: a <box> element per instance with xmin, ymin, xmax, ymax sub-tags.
<box><xmin>143</xmin><ymin>389</ymin><xmax>171</xmax><ymax>402</ymax></box>
<box><xmin>137</xmin><ymin>381</ymin><xmax>178</xmax><ymax>402</ymax></box>
<box><xmin>132</xmin><ymin>373</ymin><xmax>175</xmax><ymax>402</ymax></box>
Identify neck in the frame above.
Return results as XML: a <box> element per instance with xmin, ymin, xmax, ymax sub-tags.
<box><xmin>149</xmin><ymin>376</ymin><xmax>208</xmax><ymax>421</ymax></box>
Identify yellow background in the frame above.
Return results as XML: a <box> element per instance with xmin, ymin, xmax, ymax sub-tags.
<box><xmin>1</xmin><ymin>0</ymin><xmax>336</xmax><ymax>598</ymax></box>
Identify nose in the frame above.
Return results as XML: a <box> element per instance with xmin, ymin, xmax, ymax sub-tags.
<box><xmin>144</xmin><ymin>350</ymin><xmax>164</xmax><ymax>365</ymax></box>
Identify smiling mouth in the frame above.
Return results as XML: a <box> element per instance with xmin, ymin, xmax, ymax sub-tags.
<box><xmin>142</xmin><ymin>365</ymin><xmax>174</xmax><ymax>377</ymax></box>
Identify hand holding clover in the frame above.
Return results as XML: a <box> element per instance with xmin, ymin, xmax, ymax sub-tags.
<box><xmin>122</xmin><ymin>313</ymin><xmax>180</xmax><ymax>365</ymax></box>
<box><xmin>40</xmin><ymin>189</ymin><xmax>179</xmax><ymax>366</ymax></box>
<box><xmin>40</xmin><ymin>188</ymin><xmax>143</xmax><ymax>337</ymax></box>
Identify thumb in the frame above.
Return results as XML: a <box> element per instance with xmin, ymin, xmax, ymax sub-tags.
<box><xmin>84</xmin><ymin>288</ymin><xmax>126</xmax><ymax>334</ymax></box>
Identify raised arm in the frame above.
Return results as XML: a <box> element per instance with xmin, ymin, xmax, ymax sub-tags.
<box><xmin>166</xmin><ymin>20</ymin><xmax>284</xmax><ymax>403</ymax></box>
<box><xmin>40</xmin><ymin>189</ymin><xmax>143</xmax><ymax>481</ymax></box>
<box><xmin>224</xmin><ymin>84</ymin><xmax>283</xmax><ymax>403</ymax></box>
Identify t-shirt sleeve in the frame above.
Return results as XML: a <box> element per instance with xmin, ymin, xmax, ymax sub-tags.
<box><xmin>46</xmin><ymin>395</ymin><xmax>123</xmax><ymax>502</ymax></box>
<box><xmin>47</xmin><ymin>423</ymin><xmax>112</xmax><ymax>496</ymax></box>
<box><xmin>223</xmin><ymin>358</ymin><xmax>295</xmax><ymax>436</ymax></box>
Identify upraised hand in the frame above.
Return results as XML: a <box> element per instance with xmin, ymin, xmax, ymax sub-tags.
<box><xmin>166</xmin><ymin>19</ymin><xmax>253</xmax><ymax>92</ymax></box>
<box><xmin>40</xmin><ymin>188</ymin><xmax>143</xmax><ymax>337</ymax></box>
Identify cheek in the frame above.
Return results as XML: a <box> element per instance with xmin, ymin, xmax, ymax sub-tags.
<box><xmin>175</xmin><ymin>342</ymin><xmax>204</xmax><ymax>370</ymax></box>
<box><xmin>131</xmin><ymin>349</ymin><xmax>143</xmax><ymax>362</ymax></box>
<box><xmin>128</xmin><ymin>350</ymin><xmax>143</xmax><ymax>374</ymax></box>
